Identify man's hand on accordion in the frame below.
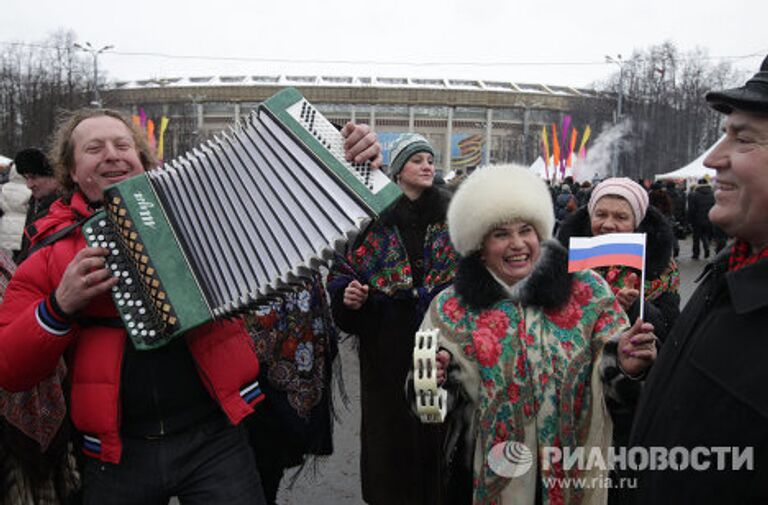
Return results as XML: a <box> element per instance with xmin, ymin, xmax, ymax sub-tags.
<box><xmin>341</xmin><ymin>122</ymin><xmax>383</xmax><ymax>169</ymax></box>
<box><xmin>55</xmin><ymin>247</ymin><xmax>119</xmax><ymax>315</ymax></box>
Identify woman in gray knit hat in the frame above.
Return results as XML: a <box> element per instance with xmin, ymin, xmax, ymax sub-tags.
<box><xmin>327</xmin><ymin>133</ymin><xmax>458</xmax><ymax>504</ymax></box>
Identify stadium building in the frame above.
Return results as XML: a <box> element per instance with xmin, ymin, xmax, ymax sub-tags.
<box><xmin>104</xmin><ymin>74</ymin><xmax>614</xmax><ymax>172</ymax></box>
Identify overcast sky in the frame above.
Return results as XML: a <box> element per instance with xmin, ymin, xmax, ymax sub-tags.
<box><xmin>3</xmin><ymin>0</ymin><xmax>767</xmax><ymax>87</ymax></box>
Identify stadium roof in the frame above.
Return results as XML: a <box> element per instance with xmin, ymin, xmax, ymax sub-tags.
<box><xmin>111</xmin><ymin>74</ymin><xmax>601</xmax><ymax>97</ymax></box>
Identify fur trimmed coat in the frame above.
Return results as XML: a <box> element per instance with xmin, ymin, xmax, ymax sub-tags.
<box><xmin>419</xmin><ymin>241</ymin><xmax>631</xmax><ymax>505</ymax></box>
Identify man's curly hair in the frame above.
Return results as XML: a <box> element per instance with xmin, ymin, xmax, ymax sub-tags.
<box><xmin>48</xmin><ymin>108</ymin><xmax>156</xmax><ymax>200</ymax></box>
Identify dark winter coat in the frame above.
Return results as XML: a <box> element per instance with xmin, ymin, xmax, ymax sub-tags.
<box><xmin>687</xmin><ymin>184</ymin><xmax>715</xmax><ymax>228</ymax></box>
<box><xmin>667</xmin><ymin>186</ymin><xmax>687</xmax><ymax>225</ymax></box>
<box><xmin>629</xmin><ymin>253</ymin><xmax>768</xmax><ymax>504</ymax></box>
<box><xmin>14</xmin><ymin>192</ymin><xmax>59</xmax><ymax>264</ymax></box>
<box><xmin>554</xmin><ymin>190</ymin><xmax>576</xmax><ymax>222</ymax></box>
<box><xmin>327</xmin><ymin>187</ymin><xmax>458</xmax><ymax>505</ymax></box>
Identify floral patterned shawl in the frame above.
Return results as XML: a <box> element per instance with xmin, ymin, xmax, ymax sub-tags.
<box><xmin>327</xmin><ymin>220</ymin><xmax>458</xmax><ymax>310</ymax></box>
<box><xmin>422</xmin><ymin>265</ymin><xmax>627</xmax><ymax>505</ymax></box>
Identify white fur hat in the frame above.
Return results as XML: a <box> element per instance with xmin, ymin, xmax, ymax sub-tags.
<box><xmin>448</xmin><ymin>164</ymin><xmax>555</xmax><ymax>256</ymax></box>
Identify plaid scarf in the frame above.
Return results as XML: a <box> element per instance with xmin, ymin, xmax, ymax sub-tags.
<box><xmin>728</xmin><ymin>239</ymin><xmax>768</xmax><ymax>272</ymax></box>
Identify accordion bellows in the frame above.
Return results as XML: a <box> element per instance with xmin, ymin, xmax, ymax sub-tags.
<box><xmin>84</xmin><ymin>87</ymin><xmax>401</xmax><ymax>349</ymax></box>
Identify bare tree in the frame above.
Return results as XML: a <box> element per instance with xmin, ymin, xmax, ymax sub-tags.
<box><xmin>598</xmin><ymin>41</ymin><xmax>741</xmax><ymax>179</ymax></box>
<box><xmin>0</xmin><ymin>31</ymin><xmax>92</xmax><ymax>156</ymax></box>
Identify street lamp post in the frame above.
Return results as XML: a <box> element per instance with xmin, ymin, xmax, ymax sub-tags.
<box><xmin>605</xmin><ymin>54</ymin><xmax>625</xmax><ymax>177</ymax></box>
<box><xmin>74</xmin><ymin>42</ymin><xmax>114</xmax><ymax>107</ymax></box>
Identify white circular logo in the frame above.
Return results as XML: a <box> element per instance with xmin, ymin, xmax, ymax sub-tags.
<box><xmin>487</xmin><ymin>441</ymin><xmax>533</xmax><ymax>478</ymax></box>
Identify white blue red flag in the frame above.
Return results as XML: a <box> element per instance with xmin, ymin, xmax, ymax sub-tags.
<box><xmin>567</xmin><ymin>233</ymin><xmax>646</xmax><ymax>273</ymax></box>
<box><xmin>568</xmin><ymin>233</ymin><xmax>648</xmax><ymax>319</ymax></box>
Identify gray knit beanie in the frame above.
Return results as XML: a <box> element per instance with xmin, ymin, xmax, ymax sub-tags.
<box><xmin>388</xmin><ymin>133</ymin><xmax>435</xmax><ymax>179</ymax></box>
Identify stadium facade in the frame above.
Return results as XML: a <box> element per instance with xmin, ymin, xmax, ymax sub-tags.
<box><xmin>103</xmin><ymin>75</ymin><xmax>615</xmax><ymax>172</ymax></box>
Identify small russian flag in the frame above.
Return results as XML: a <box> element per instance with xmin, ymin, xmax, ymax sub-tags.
<box><xmin>567</xmin><ymin>233</ymin><xmax>646</xmax><ymax>273</ymax></box>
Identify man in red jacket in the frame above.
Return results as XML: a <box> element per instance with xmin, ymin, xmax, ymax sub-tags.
<box><xmin>0</xmin><ymin>108</ymin><xmax>381</xmax><ymax>505</ymax></box>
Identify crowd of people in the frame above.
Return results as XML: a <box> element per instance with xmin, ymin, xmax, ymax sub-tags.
<box><xmin>0</xmin><ymin>54</ymin><xmax>766</xmax><ymax>505</ymax></box>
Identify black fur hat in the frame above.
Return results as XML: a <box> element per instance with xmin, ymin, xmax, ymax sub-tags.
<box><xmin>13</xmin><ymin>147</ymin><xmax>53</xmax><ymax>177</ymax></box>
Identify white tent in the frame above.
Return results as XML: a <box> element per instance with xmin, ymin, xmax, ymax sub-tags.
<box><xmin>654</xmin><ymin>137</ymin><xmax>720</xmax><ymax>181</ymax></box>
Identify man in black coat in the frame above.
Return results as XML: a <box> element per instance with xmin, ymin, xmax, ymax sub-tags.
<box><xmin>687</xmin><ymin>177</ymin><xmax>715</xmax><ymax>259</ymax></box>
<box><xmin>629</xmin><ymin>55</ymin><xmax>768</xmax><ymax>504</ymax></box>
<box><xmin>12</xmin><ymin>147</ymin><xmax>60</xmax><ymax>263</ymax></box>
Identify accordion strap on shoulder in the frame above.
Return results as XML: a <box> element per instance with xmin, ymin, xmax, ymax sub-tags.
<box><xmin>27</xmin><ymin>217</ymin><xmax>89</xmax><ymax>257</ymax></box>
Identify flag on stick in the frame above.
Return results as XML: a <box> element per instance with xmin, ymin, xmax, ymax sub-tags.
<box><xmin>157</xmin><ymin>116</ymin><xmax>170</xmax><ymax>161</ymax></box>
<box><xmin>551</xmin><ymin>123</ymin><xmax>561</xmax><ymax>180</ymax></box>
<box><xmin>541</xmin><ymin>126</ymin><xmax>550</xmax><ymax>168</ymax></box>
<box><xmin>567</xmin><ymin>128</ymin><xmax>578</xmax><ymax>168</ymax></box>
<box><xmin>568</xmin><ymin>233</ymin><xmax>648</xmax><ymax>318</ymax></box>
<box><xmin>560</xmin><ymin>116</ymin><xmax>572</xmax><ymax>176</ymax></box>
<box><xmin>579</xmin><ymin>125</ymin><xmax>592</xmax><ymax>158</ymax></box>
<box><xmin>568</xmin><ymin>233</ymin><xmax>646</xmax><ymax>272</ymax></box>
<box><xmin>541</xmin><ymin>126</ymin><xmax>551</xmax><ymax>181</ymax></box>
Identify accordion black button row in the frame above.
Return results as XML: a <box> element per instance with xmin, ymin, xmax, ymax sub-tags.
<box><xmin>297</xmin><ymin>99</ymin><xmax>375</xmax><ymax>191</ymax></box>
<box><xmin>84</xmin><ymin>219</ymin><xmax>167</xmax><ymax>345</ymax></box>
<box><xmin>352</xmin><ymin>162</ymin><xmax>373</xmax><ymax>188</ymax></box>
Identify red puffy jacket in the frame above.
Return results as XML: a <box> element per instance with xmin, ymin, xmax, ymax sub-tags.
<box><xmin>0</xmin><ymin>192</ymin><xmax>263</xmax><ymax>463</ymax></box>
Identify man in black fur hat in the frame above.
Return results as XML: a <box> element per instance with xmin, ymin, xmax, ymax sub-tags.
<box><xmin>13</xmin><ymin>147</ymin><xmax>60</xmax><ymax>263</ymax></box>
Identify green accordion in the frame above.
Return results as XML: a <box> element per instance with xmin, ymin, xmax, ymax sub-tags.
<box><xmin>83</xmin><ymin>87</ymin><xmax>401</xmax><ymax>350</ymax></box>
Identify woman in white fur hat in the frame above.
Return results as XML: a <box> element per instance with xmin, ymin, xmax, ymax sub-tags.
<box><xmin>418</xmin><ymin>164</ymin><xmax>656</xmax><ymax>505</ymax></box>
